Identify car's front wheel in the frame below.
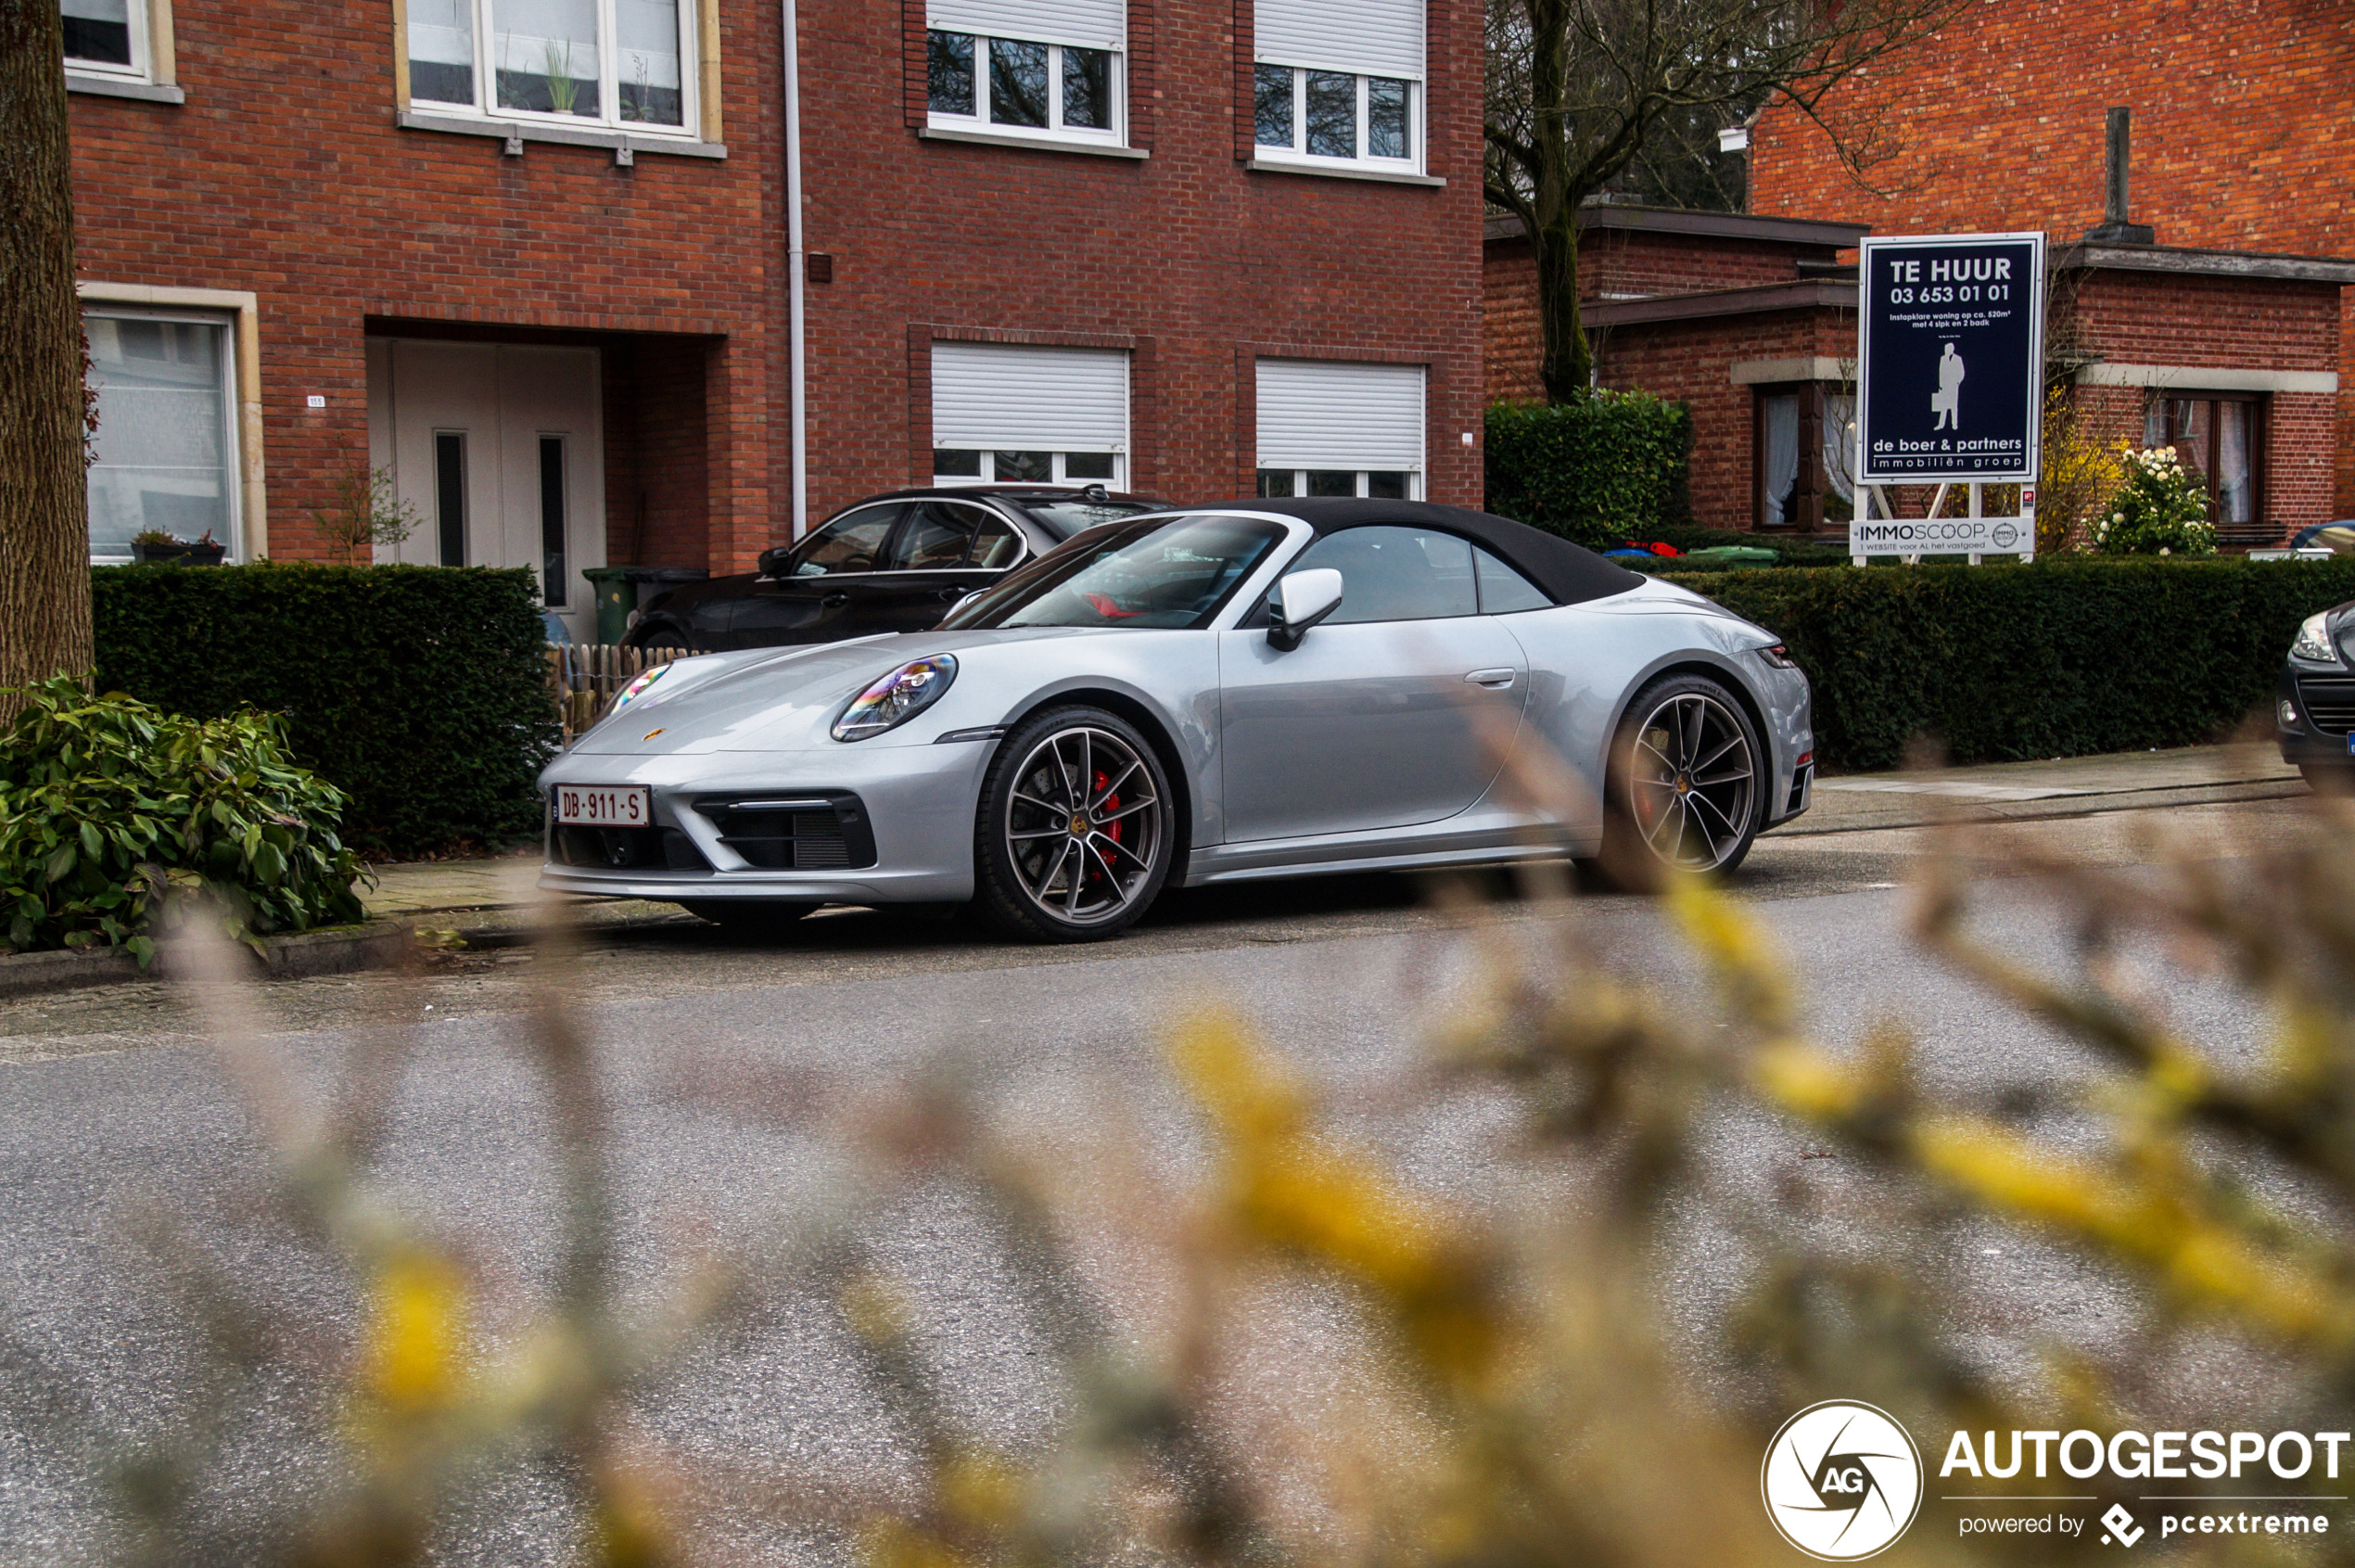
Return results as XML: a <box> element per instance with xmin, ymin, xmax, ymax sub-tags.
<box><xmin>974</xmin><ymin>707</ymin><xmax>1176</xmax><ymax>942</ymax></box>
<box><xmin>1597</xmin><ymin>672</ymin><xmax>1764</xmax><ymax>889</ymax></box>
<box><xmin>2300</xmin><ymin>762</ymin><xmax>2355</xmax><ymax>797</ymax></box>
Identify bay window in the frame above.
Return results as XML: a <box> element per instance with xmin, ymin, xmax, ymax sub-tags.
<box><xmin>406</xmin><ymin>0</ymin><xmax>699</xmax><ymax>137</ymax></box>
<box><xmin>1252</xmin><ymin>0</ymin><xmax>1423</xmax><ymax>173</ymax></box>
<box><xmin>925</xmin><ymin>0</ymin><xmax>1126</xmax><ymax>147</ymax></box>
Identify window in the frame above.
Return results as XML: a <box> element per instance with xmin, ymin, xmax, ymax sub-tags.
<box><xmin>924</xmin><ymin>0</ymin><xmax>1125</xmax><ymax>147</ymax></box>
<box><xmin>936</xmin><ymin>449</ymin><xmax>1122</xmax><ymax>486</ymax></box>
<box><xmin>1473</xmin><ymin>547</ymin><xmax>1549</xmax><ymax>613</ymax></box>
<box><xmin>1255</xmin><ymin>359</ymin><xmax>1425</xmax><ymax>497</ymax></box>
<box><xmin>932</xmin><ymin>341</ymin><xmax>1130</xmax><ymax>490</ymax></box>
<box><xmin>1252</xmin><ymin>0</ymin><xmax>1422</xmax><ymax>172</ymax></box>
<box><xmin>1753</xmin><ymin>382</ymin><xmax>1885</xmax><ymax>529</ymax></box>
<box><xmin>538</xmin><ymin>435</ymin><xmax>567</xmax><ymax>606</ymax></box>
<box><xmin>784</xmin><ymin>504</ymin><xmax>901</xmax><ymax>575</ymax></box>
<box><xmin>83</xmin><ymin>310</ymin><xmax>239</xmax><ymax>563</ymax></box>
<box><xmin>406</xmin><ymin>0</ymin><xmax>699</xmax><ymax>137</ymax></box>
<box><xmin>2145</xmin><ymin>394</ymin><xmax>2264</xmax><ymax>529</ymax></box>
<box><xmin>434</xmin><ymin>431</ymin><xmax>468</xmax><ymax>566</ymax></box>
<box><xmin>892</xmin><ymin>500</ymin><xmax>1025</xmax><ymax>569</ymax></box>
<box><xmin>1255</xmin><ymin>468</ymin><xmax>1415</xmax><ymax>499</ymax></box>
<box><xmin>1290</xmin><ymin>526</ymin><xmax>1472</xmax><ymax>623</ymax></box>
<box><xmin>61</xmin><ymin>0</ymin><xmax>146</xmax><ymax>79</ymax></box>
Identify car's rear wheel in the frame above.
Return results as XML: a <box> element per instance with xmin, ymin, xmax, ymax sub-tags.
<box><xmin>1597</xmin><ymin>673</ymin><xmax>1764</xmax><ymax>889</ymax></box>
<box><xmin>634</xmin><ymin>625</ymin><xmax>690</xmax><ymax>651</ymax></box>
<box><xmin>974</xmin><ymin>707</ymin><xmax>1175</xmax><ymax>942</ymax></box>
<box><xmin>679</xmin><ymin>899</ymin><xmax>819</xmax><ymax>931</ymax></box>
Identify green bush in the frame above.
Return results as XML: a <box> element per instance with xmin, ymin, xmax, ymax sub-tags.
<box><xmin>1665</xmin><ymin>556</ymin><xmax>2355</xmax><ymax>770</ymax></box>
<box><xmin>93</xmin><ymin>563</ymin><xmax>556</xmax><ymax>858</ymax></box>
<box><xmin>0</xmin><ymin>676</ymin><xmax>365</xmax><ymax>961</ymax></box>
<box><xmin>1484</xmin><ymin>392</ymin><xmax>1694</xmax><ymax>551</ymax></box>
<box><xmin>2086</xmin><ymin>445</ymin><xmax>2219</xmax><ymax>555</ymax></box>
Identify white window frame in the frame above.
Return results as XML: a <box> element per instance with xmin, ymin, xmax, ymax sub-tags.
<box><xmin>1251</xmin><ymin>63</ymin><xmax>1421</xmax><ymax>175</ymax></box>
<box><xmin>60</xmin><ymin>0</ymin><xmax>152</xmax><ymax>83</ymax></box>
<box><xmin>924</xmin><ymin>28</ymin><xmax>1127</xmax><ymax>149</ymax></box>
<box><xmin>81</xmin><ymin>303</ymin><xmax>246</xmax><ymax>566</ymax></box>
<box><xmin>405</xmin><ymin>0</ymin><xmax>703</xmax><ymax>141</ymax></box>
<box><xmin>1255</xmin><ymin>468</ymin><xmax>1419</xmax><ymax>501</ymax></box>
<box><xmin>933</xmin><ymin>450</ymin><xmax>1127</xmax><ymax>488</ymax></box>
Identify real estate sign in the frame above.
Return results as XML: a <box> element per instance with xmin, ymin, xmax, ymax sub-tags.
<box><xmin>1852</xmin><ymin>231</ymin><xmax>2046</xmax><ymax>559</ymax></box>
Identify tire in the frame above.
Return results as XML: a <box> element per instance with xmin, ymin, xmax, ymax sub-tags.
<box><xmin>973</xmin><ymin>706</ymin><xmax>1177</xmax><ymax>942</ymax></box>
<box><xmin>1596</xmin><ymin>672</ymin><xmax>1766</xmax><ymax>890</ymax></box>
<box><xmin>678</xmin><ymin>899</ymin><xmax>818</xmax><ymax>931</ymax></box>
<box><xmin>2300</xmin><ymin>763</ymin><xmax>2355</xmax><ymax>797</ymax></box>
<box><xmin>634</xmin><ymin>626</ymin><xmax>689</xmax><ymax>652</ymax></box>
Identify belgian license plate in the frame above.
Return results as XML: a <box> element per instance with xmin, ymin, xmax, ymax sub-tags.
<box><xmin>2346</xmin><ymin>734</ymin><xmax>2354</xmax><ymax>756</ymax></box>
<box><xmin>554</xmin><ymin>785</ymin><xmax>651</xmax><ymax>826</ymax></box>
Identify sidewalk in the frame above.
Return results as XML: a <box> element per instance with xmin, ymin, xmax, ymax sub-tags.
<box><xmin>356</xmin><ymin>746</ymin><xmax>2309</xmax><ymax>919</ymax></box>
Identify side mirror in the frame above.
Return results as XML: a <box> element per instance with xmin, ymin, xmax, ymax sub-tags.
<box><xmin>1267</xmin><ymin>567</ymin><xmax>1343</xmax><ymax>652</ymax></box>
<box><xmin>756</xmin><ymin>546</ymin><xmax>790</xmax><ymax>579</ymax></box>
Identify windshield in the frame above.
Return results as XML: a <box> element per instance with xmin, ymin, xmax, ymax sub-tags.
<box><xmin>940</xmin><ymin>514</ymin><xmax>1284</xmax><ymax>631</ymax></box>
<box><xmin>1013</xmin><ymin>497</ymin><xmax>1160</xmax><ymax>540</ymax></box>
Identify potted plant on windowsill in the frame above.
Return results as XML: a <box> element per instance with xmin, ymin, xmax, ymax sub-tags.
<box><xmin>130</xmin><ymin>529</ymin><xmax>226</xmax><ymax>566</ymax></box>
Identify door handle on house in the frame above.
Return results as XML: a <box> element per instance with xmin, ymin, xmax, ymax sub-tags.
<box><xmin>1464</xmin><ymin>668</ymin><xmax>1516</xmax><ymax>689</ymax></box>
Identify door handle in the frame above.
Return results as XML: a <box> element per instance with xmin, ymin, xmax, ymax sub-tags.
<box><xmin>936</xmin><ymin>585</ymin><xmax>967</xmax><ymax>602</ymax></box>
<box><xmin>1465</xmin><ymin>668</ymin><xmax>1516</xmax><ymax>689</ymax></box>
<box><xmin>821</xmin><ymin>592</ymin><xmax>849</xmax><ymax>607</ymax></box>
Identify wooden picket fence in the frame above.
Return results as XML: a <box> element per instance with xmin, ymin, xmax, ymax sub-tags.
<box><xmin>548</xmin><ymin>643</ymin><xmax>700</xmax><ymax>746</ymax></box>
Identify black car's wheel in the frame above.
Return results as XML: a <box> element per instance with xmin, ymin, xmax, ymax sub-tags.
<box><xmin>2300</xmin><ymin>762</ymin><xmax>2355</xmax><ymax>797</ymax></box>
<box><xmin>679</xmin><ymin>899</ymin><xmax>818</xmax><ymax>931</ymax></box>
<box><xmin>1597</xmin><ymin>672</ymin><xmax>1764</xmax><ymax>889</ymax></box>
<box><xmin>974</xmin><ymin>707</ymin><xmax>1175</xmax><ymax>942</ymax></box>
<box><xmin>633</xmin><ymin>624</ymin><xmax>690</xmax><ymax>651</ymax></box>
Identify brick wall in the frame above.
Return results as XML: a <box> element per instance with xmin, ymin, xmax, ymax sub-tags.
<box><xmin>1749</xmin><ymin>0</ymin><xmax>2355</xmax><ymax>513</ymax></box>
<box><xmin>801</xmin><ymin>0</ymin><xmax>1484</xmax><ymax>520</ymax></box>
<box><xmin>67</xmin><ymin>0</ymin><xmax>783</xmax><ymax>568</ymax></box>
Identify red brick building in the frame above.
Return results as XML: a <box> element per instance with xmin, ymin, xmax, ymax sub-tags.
<box><xmin>1747</xmin><ymin>0</ymin><xmax>2355</xmax><ymax>520</ymax></box>
<box><xmin>62</xmin><ymin>0</ymin><xmax>1479</xmax><ymax>634</ymax></box>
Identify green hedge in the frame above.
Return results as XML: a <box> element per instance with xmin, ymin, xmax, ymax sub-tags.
<box><xmin>1665</xmin><ymin>557</ymin><xmax>2355</xmax><ymax>771</ymax></box>
<box><xmin>1485</xmin><ymin>392</ymin><xmax>1694</xmax><ymax>551</ymax></box>
<box><xmin>92</xmin><ymin>564</ymin><xmax>555</xmax><ymax>857</ymax></box>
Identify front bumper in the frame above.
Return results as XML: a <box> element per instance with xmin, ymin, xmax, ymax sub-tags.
<box><xmin>537</xmin><ymin>738</ymin><xmax>996</xmax><ymax>904</ymax></box>
<box><xmin>2276</xmin><ymin>664</ymin><xmax>2355</xmax><ymax>768</ymax></box>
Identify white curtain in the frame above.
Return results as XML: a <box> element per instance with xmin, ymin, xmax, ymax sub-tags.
<box><xmin>1760</xmin><ymin>392</ymin><xmax>1799</xmax><ymax>528</ymax></box>
<box><xmin>2217</xmin><ymin>402</ymin><xmax>2252</xmax><ymax>523</ymax></box>
<box><xmin>1821</xmin><ymin>392</ymin><xmax>1884</xmax><ymax>518</ymax></box>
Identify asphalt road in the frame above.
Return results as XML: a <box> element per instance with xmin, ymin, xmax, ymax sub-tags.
<box><xmin>0</xmin><ymin>796</ymin><xmax>2320</xmax><ymax>1562</ymax></box>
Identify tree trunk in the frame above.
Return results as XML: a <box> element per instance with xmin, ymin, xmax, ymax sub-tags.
<box><xmin>0</xmin><ymin>0</ymin><xmax>91</xmax><ymax>725</ymax></box>
<box><xmin>1522</xmin><ymin>0</ymin><xmax>1590</xmax><ymax>402</ymax></box>
<box><xmin>1533</xmin><ymin>212</ymin><xmax>1591</xmax><ymax>402</ymax></box>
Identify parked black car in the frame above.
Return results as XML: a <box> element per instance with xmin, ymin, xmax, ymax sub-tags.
<box><xmin>2278</xmin><ymin>596</ymin><xmax>2355</xmax><ymax>792</ymax></box>
<box><xmin>621</xmin><ymin>485</ymin><xmax>1163</xmax><ymax>651</ymax></box>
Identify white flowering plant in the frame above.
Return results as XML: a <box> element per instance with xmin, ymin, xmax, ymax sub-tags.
<box><xmin>2081</xmin><ymin>444</ymin><xmax>2217</xmax><ymax>556</ymax></box>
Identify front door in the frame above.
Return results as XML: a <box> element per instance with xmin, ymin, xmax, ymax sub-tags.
<box><xmin>367</xmin><ymin>339</ymin><xmax>606</xmax><ymax>641</ymax></box>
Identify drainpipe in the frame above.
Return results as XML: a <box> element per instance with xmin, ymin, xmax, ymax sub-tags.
<box><xmin>783</xmin><ymin>0</ymin><xmax>808</xmax><ymax>536</ymax></box>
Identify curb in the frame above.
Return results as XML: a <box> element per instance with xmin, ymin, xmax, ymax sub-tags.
<box><xmin>0</xmin><ymin>921</ymin><xmax>416</xmax><ymax>1001</ymax></box>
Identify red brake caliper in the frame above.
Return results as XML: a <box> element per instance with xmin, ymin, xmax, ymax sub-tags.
<box><xmin>1094</xmin><ymin>770</ymin><xmax>1121</xmax><ymax>887</ymax></box>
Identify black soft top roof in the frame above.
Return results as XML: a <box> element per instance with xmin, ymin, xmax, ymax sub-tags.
<box><xmin>1210</xmin><ymin>497</ymin><xmax>1642</xmax><ymax>606</ymax></box>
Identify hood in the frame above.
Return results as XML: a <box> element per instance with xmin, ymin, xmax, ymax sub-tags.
<box><xmin>569</xmin><ymin>627</ymin><xmax>1101</xmax><ymax>757</ymax></box>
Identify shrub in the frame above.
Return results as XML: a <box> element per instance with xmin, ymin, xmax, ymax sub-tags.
<box><xmin>0</xmin><ymin>676</ymin><xmax>365</xmax><ymax>961</ymax></box>
<box><xmin>1668</xmin><ymin>556</ymin><xmax>2355</xmax><ymax>770</ymax></box>
<box><xmin>2084</xmin><ymin>445</ymin><xmax>2217</xmax><ymax>556</ymax></box>
<box><xmin>93</xmin><ymin>563</ymin><xmax>556</xmax><ymax>858</ymax></box>
<box><xmin>2034</xmin><ymin>385</ymin><xmax>2124</xmax><ymax>555</ymax></box>
<box><xmin>1485</xmin><ymin>391</ymin><xmax>1694</xmax><ymax>551</ymax></box>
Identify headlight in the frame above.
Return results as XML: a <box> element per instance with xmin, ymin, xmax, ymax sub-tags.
<box><xmin>610</xmin><ymin>663</ymin><xmax>674</xmax><ymax>713</ymax></box>
<box><xmin>832</xmin><ymin>655</ymin><xmax>957</xmax><ymax>742</ymax></box>
<box><xmin>1756</xmin><ymin>643</ymin><xmax>1797</xmax><ymax>669</ymax></box>
<box><xmin>2291</xmin><ymin>611</ymin><xmax>2337</xmax><ymax>664</ymax></box>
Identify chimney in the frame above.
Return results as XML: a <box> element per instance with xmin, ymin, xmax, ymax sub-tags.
<box><xmin>2082</xmin><ymin>107</ymin><xmax>2156</xmax><ymax>245</ymax></box>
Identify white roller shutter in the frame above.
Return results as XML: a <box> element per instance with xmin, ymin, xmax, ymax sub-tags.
<box><xmin>933</xmin><ymin>342</ymin><xmax>1129</xmax><ymax>453</ymax></box>
<box><xmin>928</xmin><ymin>0</ymin><xmax>1125</xmax><ymax>51</ymax></box>
<box><xmin>1256</xmin><ymin>359</ymin><xmax>1424</xmax><ymax>471</ymax></box>
<box><xmin>1254</xmin><ymin>0</ymin><xmax>1422</xmax><ymax>79</ymax></box>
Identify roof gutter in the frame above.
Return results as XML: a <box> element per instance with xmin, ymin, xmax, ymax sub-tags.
<box><xmin>783</xmin><ymin>0</ymin><xmax>808</xmax><ymax>537</ymax></box>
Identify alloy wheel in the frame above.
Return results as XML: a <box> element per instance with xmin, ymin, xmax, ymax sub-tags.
<box><xmin>1624</xmin><ymin>691</ymin><xmax>1756</xmax><ymax>872</ymax></box>
<box><xmin>1002</xmin><ymin>725</ymin><xmax>1165</xmax><ymax>926</ymax></box>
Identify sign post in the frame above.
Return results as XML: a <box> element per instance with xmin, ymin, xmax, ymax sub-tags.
<box><xmin>1852</xmin><ymin>232</ymin><xmax>2046</xmax><ymax>564</ymax></box>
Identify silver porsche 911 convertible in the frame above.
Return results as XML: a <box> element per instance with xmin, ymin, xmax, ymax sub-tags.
<box><xmin>541</xmin><ymin>499</ymin><xmax>1814</xmax><ymax>941</ymax></box>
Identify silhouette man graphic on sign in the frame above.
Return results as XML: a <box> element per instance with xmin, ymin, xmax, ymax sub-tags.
<box><xmin>1931</xmin><ymin>342</ymin><xmax>1965</xmax><ymax>430</ymax></box>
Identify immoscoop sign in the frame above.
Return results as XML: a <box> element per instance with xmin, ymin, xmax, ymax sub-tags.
<box><xmin>1851</xmin><ymin>232</ymin><xmax>2047</xmax><ymax>565</ymax></box>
